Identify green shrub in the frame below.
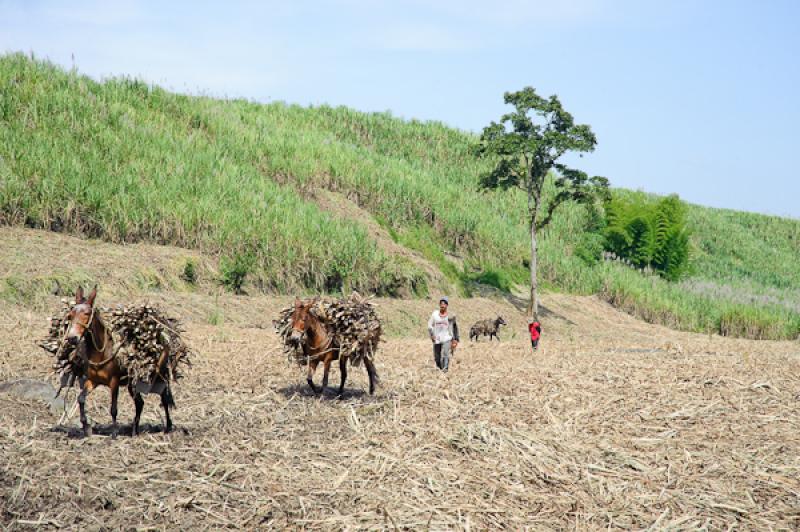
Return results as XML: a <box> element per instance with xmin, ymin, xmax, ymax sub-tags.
<box><xmin>220</xmin><ymin>253</ymin><xmax>254</xmax><ymax>294</ymax></box>
<box><xmin>181</xmin><ymin>258</ymin><xmax>198</xmax><ymax>285</ymax></box>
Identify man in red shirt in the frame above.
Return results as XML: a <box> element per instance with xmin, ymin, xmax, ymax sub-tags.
<box><xmin>528</xmin><ymin>317</ymin><xmax>542</xmax><ymax>351</ymax></box>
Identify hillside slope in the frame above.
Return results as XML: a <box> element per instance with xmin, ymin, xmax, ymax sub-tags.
<box><xmin>1</xmin><ymin>53</ymin><xmax>799</xmax><ymax>339</ymax></box>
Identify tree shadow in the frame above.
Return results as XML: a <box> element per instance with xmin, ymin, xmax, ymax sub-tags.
<box><xmin>469</xmin><ymin>282</ymin><xmax>576</xmax><ymax>325</ymax></box>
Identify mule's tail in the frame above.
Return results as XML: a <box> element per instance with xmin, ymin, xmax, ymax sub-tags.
<box><xmin>364</xmin><ymin>357</ymin><xmax>380</xmax><ymax>395</ymax></box>
<box><xmin>162</xmin><ymin>385</ymin><xmax>176</xmax><ymax>408</ymax></box>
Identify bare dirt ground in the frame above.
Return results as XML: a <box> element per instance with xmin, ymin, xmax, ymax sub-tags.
<box><xmin>1</xmin><ymin>228</ymin><xmax>800</xmax><ymax>530</ymax></box>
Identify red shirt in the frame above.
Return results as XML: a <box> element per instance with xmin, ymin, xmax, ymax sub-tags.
<box><xmin>529</xmin><ymin>322</ymin><xmax>541</xmax><ymax>341</ymax></box>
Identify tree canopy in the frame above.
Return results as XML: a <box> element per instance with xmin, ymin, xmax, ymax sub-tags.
<box><xmin>475</xmin><ymin>87</ymin><xmax>609</xmax><ymax>229</ymax></box>
<box><xmin>476</xmin><ymin>87</ymin><xmax>609</xmax><ymax>316</ymax></box>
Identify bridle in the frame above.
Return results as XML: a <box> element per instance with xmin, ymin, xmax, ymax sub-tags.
<box><xmin>70</xmin><ymin>305</ymin><xmax>115</xmax><ymax>368</ymax></box>
<box><xmin>291</xmin><ymin>308</ymin><xmax>336</xmax><ymax>359</ymax></box>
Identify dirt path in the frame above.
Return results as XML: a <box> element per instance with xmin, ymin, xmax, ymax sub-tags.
<box><xmin>309</xmin><ymin>188</ymin><xmax>456</xmax><ymax>295</ymax></box>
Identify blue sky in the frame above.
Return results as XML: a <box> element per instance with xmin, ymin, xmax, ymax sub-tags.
<box><xmin>2</xmin><ymin>0</ymin><xmax>798</xmax><ymax>217</ymax></box>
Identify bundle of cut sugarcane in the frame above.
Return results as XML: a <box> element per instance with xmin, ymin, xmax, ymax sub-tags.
<box><xmin>273</xmin><ymin>306</ymin><xmax>296</xmax><ymax>347</ymax></box>
<box><xmin>39</xmin><ymin>302</ymin><xmax>193</xmax><ymax>389</ymax></box>
<box><xmin>39</xmin><ymin>300</ymin><xmax>80</xmax><ymax>384</ymax></box>
<box><xmin>40</xmin><ymin>300</ymin><xmax>71</xmax><ymax>355</ymax></box>
<box><xmin>274</xmin><ymin>292</ymin><xmax>382</xmax><ymax>366</ymax></box>
<box><xmin>105</xmin><ymin>304</ymin><xmax>193</xmax><ymax>387</ymax></box>
<box><xmin>273</xmin><ymin>304</ymin><xmax>305</xmax><ymax>363</ymax></box>
<box><xmin>320</xmin><ymin>292</ymin><xmax>382</xmax><ymax>366</ymax></box>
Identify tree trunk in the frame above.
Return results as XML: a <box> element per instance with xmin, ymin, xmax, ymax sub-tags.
<box><xmin>528</xmin><ymin>219</ymin><xmax>538</xmax><ymax>318</ymax></box>
<box><xmin>526</xmin><ymin>168</ymin><xmax>539</xmax><ymax>319</ymax></box>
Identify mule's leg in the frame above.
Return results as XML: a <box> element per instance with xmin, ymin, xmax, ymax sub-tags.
<box><xmin>320</xmin><ymin>356</ymin><xmax>333</xmax><ymax>394</ymax></box>
<box><xmin>338</xmin><ymin>356</ymin><xmax>348</xmax><ymax>396</ymax></box>
<box><xmin>306</xmin><ymin>360</ymin><xmax>320</xmax><ymax>393</ymax></box>
<box><xmin>78</xmin><ymin>378</ymin><xmax>95</xmax><ymax>437</ymax></box>
<box><xmin>161</xmin><ymin>386</ymin><xmax>174</xmax><ymax>433</ymax></box>
<box><xmin>109</xmin><ymin>377</ymin><xmax>120</xmax><ymax>439</ymax></box>
<box><xmin>130</xmin><ymin>387</ymin><xmax>144</xmax><ymax>436</ymax></box>
<box><xmin>364</xmin><ymin>358</ymin><xmax>379</xmax><ymax>395</ymax></box>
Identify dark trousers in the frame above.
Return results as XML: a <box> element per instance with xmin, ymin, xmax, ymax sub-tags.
<box><xmin>531</xmin><ymin>338</ymin><xmax>539</xmax><ymax>350</ymax></box>
<box><xmin>433</xmin><ymin>341</ymin><xmax>452</xmax><ymax>371</ymax></box>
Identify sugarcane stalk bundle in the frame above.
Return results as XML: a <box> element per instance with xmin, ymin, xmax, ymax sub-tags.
<box><xmin>274</xmin><ymin>292</ymin><xmax>383</xmax><ymax>366</ymax></box>
<box><xmin>40</xmin><ymin>301</ymin><xmax>193</xmax><ymax>389</ymax></box>
<box><xmin>274</xmin><ymin>305</ymin><xmax>298</xmax><ymax>360</ymax></box>
<box><xmin>106</xmin><ymin>304</ymin><xmax>193</xmax><ymax>387</ymax></box>
<box><xmin>39</xmin><ymin>300</ymin><xmax>80</xmax><ymax>385</ymax></box>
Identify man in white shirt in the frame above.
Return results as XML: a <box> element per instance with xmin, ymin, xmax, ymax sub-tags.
<box><xmin>427</xmin><ymin>296</ymin><xmax>459</xmax><ymax>372</ymax></box>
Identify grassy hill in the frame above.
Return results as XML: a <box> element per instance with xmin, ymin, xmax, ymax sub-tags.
<box><xmin>1</xmin><ymin>53</ymin><xmax>799</xmax><ymax>339</ymax></box>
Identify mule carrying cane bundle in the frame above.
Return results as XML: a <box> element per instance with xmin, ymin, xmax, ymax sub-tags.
<box><xmin>275</xmin><ymin>292</ymin><xmax>383</xmax><ymax>366</ymax></box>
<box><xmin>40</xmin><ymin>301</ymin><xmax>193</xmax><ymax>390</ymax></box>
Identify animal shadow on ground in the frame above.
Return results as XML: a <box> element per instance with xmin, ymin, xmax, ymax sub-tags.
<box><xmin>51</xmin><ymin>422</ymin><xmax>186</xmax><ymax>439</ymax></box>
<box><xmin>277</xmin><ymin>383</ymin><xmax>371</xmax><ymax>401</ymax></box>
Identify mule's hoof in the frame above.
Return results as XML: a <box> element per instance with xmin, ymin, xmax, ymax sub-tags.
<box><xmin>111</xmin><ymin>431</ymin><xmax>118</xmax><ymax>440</ymax></box>
<box><xmin>164</xmin><ymin>425</ymin><xmax>173</xmax><ymax>434</ymax></box>
<box><xmin>83</xmin><ymin>426</ymin><xmax>93</xmax><ymax>437</ymax></box>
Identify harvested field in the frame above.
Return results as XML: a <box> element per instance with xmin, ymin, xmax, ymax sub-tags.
<box><xmin>2</xmin><ymin>291</ymin><xmax>800</xmax><ymax>530</ymax></box>
<box><xmin>1</xmin><ymin>229</ymin><xmax>800</xmax><ymax>530</ymax></box>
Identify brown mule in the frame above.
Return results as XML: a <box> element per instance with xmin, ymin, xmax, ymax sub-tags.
<box><xmin>288</xmin><ymin>298</ymin><xmax>378</xmax><ymax>396</ymax></box>
<box><xmin>65</xmin><ymin>286</ymin><xmax>173</xmax><ymax>437</ymax></box>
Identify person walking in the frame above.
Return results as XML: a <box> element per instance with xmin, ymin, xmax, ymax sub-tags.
<box><xmin>528</xmin><ymin>317</ymin><xmax>542</xmax><ymax>352</ymax></box>
<box><xmin>428</xmin><ymin>296</ymin><xmax>459</xmax><ymax>372</ymax></box>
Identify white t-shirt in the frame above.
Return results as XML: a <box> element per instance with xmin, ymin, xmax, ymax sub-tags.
<box><xmin>428</xmin><ymin>311</ymin><xmax>452</xmax><ymax>344</ymax></box>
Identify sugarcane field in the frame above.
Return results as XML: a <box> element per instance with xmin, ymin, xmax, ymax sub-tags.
<box><xmin>1</xmin><ymin>227</ymin><xmax>799</xmax><ymax>530</ymax></box>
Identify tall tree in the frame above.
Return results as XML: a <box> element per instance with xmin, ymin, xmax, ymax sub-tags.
<box><xmin>476</xmin><ymin>87</ymin><xmax>609</xmax><ymax>317</ymax></box>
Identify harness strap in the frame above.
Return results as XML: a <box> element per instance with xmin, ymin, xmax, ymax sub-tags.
<box><xmin>86</xmin><ymin>306</ymin><xmax>108</xmax><ymax>353</ymax></box>
<box><xmin>293</xmin><ymin>316</ymin><xmax>338</xmax><ymax>363</ymax></box>
<box><xmin>87</xmin><ymin>343</ymin><xmax>122</xmax><ymax>368</ymax></box>
<box><xmin>82</xmin><ymin>306</ymin><xmax>116</xmax><ymax>368</ymax></box>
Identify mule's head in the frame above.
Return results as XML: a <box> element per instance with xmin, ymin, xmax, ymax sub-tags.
<box><xmin>66</xmin><ymin>285</ymin><xmax>97</xmax><ymax>346</ymax></box>
<box><xmin>496</xmin><ymin>315</ymin><xmax>507</xmax><ymax>327</ymax></box>
<box><xmin>288</xmin><ymin>298</ymin><xmax>311</xmax><ymax>347</ymax></box>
